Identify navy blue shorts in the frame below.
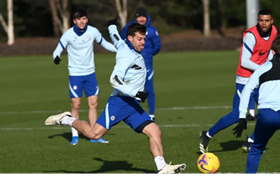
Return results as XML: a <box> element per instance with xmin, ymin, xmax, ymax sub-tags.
<box><xmin>96</xmin><ymin>96</ymin><xmax>153</xmax><ymax>133</ymax></box>
<box><xmin>69</xmin><ymin>73</ymin><xmax>99</xmax><ymax>98</ymax></box>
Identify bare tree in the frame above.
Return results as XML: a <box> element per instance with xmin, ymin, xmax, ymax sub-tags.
<box><xmin>115</xmin><ymin>0</ymin><xmax>127</xmax><ymax>28</ymax></box>
<box><xmin>0</xmin><ymin>0</ymin><xmax>14</xmax><ymax>45</ymax></box>
<box><xmin>48</xmin><ymin>0</ymin><xmax>70</xmax><ymax>36</ymax></box>
<box><xmin>49</xmin><ymin>0</ymin><xmax>60</xmax><ymax>36</ymax></box>
<box><xmin>202</xmin><ymin>0</ymin><xmax>211</xmax><ymax>37</ymax></box>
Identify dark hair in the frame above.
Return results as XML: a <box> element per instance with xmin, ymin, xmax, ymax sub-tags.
<box><xmin>73</xmin><ymin>9</ymin><xmax>87</xmax><ymax>19</ymax></box>
<box><xmin>126</xmin><ymin>23</ymin><xmax>146</xmax><ymax>37</ymax></box>
<box><xmin>271</xmin><ymin>35</ymin><xmax>280</xmax><ymax>54</ymax></box>
<box><xmin>258</xmin><ymin>9</ymin><xmax>272</xmax><ymax>16</ymax></box>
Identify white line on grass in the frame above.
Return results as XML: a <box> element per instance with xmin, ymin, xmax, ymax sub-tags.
<box><xmin>0</xmin><ymin>123</ymin><xmax>255</xmax><ymax>131</ymax></box>
<box><xmin>0</xmin><ymin>105</ymin><xmax>232</xmax><ymax>115</ymax></box>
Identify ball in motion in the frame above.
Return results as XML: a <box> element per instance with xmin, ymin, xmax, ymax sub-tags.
<box><xmin>197</xmin><ymin>152</ymin><xmax>220</xmax><ymax>173</ymax></box>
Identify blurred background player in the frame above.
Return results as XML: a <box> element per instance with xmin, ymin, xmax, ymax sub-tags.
<box><xmin>120</xmin><ymin>7</ymin><xmax>161</xmax><ymax>121</ymax></box>
<box><xmin>233</xmin><ymin>36</ymin><xmax>280</xmax><ymax>173</ymax></box>
<box><xmin>199</xmin><ymin>9</ymin><xmax>277</xmax><ymax>154</ymax></box>
<box><xmin>52</xmin><ymin>9</ymin><xmax>117</xmax><ymax>145</ymax></box>
<box><xmin>45</xmin><ymin>19</ymin><xmax>186</xmax><ymax>174</ymax></box>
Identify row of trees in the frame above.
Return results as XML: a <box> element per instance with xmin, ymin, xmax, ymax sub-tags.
<box><xmin>0</xmin><ymin>0</ymin><xmax>280</xmax><ymax>45</ymax></box>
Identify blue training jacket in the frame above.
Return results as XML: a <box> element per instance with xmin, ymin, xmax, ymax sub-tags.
<box><xmin>120</xmin><ymin>15</ymin><xmax>161</xmax><ymax>67</ymax></box>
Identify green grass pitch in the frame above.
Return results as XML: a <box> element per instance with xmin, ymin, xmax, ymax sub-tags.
<box><xmin>0</xmin><ymin>51</ymin><xmax>279</xmax><ymax>173</ymax></box>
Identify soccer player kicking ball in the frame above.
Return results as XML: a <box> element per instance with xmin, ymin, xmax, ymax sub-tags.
<box><xmin>233</xmin><ymin>36</ymin><xmax>280</xmax><ymax>173</ymax></box>
<box><xmin>45</xmin><ymin>18</ymin><xmax>186</xmax><ymax>174</ymax></box>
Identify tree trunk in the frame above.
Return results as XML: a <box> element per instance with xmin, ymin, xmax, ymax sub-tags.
<box><xmin>62</xmin><ymin>0</ymin><xmax>70</xmax><ymax>33</ymax></box>
<box><xmin>0</xmin><ymin>0</ymin><xmax>15</xmax><ymax>45</ymax></box>
<box><xmin>49</xmin><ymin>0</ymin><xmax>60</xmax><ymax>36</ymax></box>
<box><xmin>7</xmin><ymin>0</ymin><xmax>14</xmax><ymax>45</ymax></box>
<box><xmin>49</xmin><ymin>0</ymin><xmax>70</xmax><ymax>35</ymax></box>
<box><xmin>115</xmin><ymin>0</ymin><xmax>127</xmax><ymax>28</ymax></box>
<box><xmin>203</xmin><ymin>0</ymin><xmax>211</xmax><ymax>37</ymax></box>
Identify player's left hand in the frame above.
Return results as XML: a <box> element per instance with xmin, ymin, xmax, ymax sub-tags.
<box><xmin>54</xmin><ymin>56</ymin><xmax>61</xmax><ymax>65</ymax></box>
<box><xmin>233</xmin><ymin>118</ymin><xmax>247</xmax><ymax>138</ymax></box>
<box><xmin>107</xmin><ymin>18</ymin><xmax>118</xmax><ymax>27</ymax></box>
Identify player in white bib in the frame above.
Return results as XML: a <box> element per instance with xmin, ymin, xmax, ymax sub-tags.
<box><xmin>53</xmin><ymin>9</ymin><xmax>117</xmax><ymax>145</ymax></box>
<box><xmin>45</xmin><ymin>19</ymin><xmax>186</xmax><ymax>174</ymax></box>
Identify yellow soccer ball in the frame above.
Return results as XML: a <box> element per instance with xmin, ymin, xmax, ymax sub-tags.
<box><xmin>197</xmin><ymin>153</ymin><xmax>220</xmax><ymax>173</ymax></box>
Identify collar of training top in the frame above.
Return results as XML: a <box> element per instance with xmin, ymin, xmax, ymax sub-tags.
<box><xmin>73</xmin><ymin>24</ymin><xmax>88</xmax><ymax>36</ymax></box>
<box><xmin>125</xmin><ymin>39</ymin><xmax>141</xmax><ymax>54</ymax></box>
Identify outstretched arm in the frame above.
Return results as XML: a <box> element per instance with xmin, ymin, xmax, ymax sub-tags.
<box><xmin>94</xmin><ymin>29</ymin><xmax>117</xmax><ymax>53</ymax></box>
<box><xmin>108</xmin><ymin>19</ymin><xmax>126</xmax><ymax>50</ymax></box>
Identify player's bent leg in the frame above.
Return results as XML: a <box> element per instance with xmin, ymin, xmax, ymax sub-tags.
<box><xmin>142</xmin><ymin>122</ymin><xmax>186</xmax><ymax>174</ymax></box>
<box><xmin>72</xmin><ymin>121</ymin><xmax>108</xmax><ymax>141</ymax></box>
<box><xmin>199</xmin><ymin>111</ymin><xmax>239</xmax><ymax>153</ymax></box>
<box><xmin>142</xmin><ymin>122</ymin><xmax>163</xmax><ymax>157</ymax></box>
<box><xmin>87</xmin><ymin>95</ymin><xmax>108</xmax><ymax>143</ymax></box>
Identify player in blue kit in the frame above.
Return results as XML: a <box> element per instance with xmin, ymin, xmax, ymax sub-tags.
<box><xmin>233</xmin><ymin>36</ymin><xmax>280</xmax><ymax>173</ymax></box>
<box><xmin>53</xmin><ymin>9</ymin><xmax>117</xmax><ymax>145</ymax></box>
<box><xmin>45</xmin><ymin>18</ymin><xmax>186</xmax><ymax>174</ymax></box>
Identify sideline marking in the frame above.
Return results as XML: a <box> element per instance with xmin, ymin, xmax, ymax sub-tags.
<box><xmin>0</xmin><ymin>105</ymin><xmax>232</xmax><ymax>115</ymax></box>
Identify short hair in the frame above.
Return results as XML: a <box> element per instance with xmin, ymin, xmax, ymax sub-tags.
<box><xmin>73</xmin><ymin>9</ymin><xmax>87</xmax><ymax>19</ymax></box>
<box><xmin>271</xmin><ymin>35</ymin><xmax>280</xmax><ymax>54</ymax></box>
<box><xmin>258</xmin><ymin>9</ymin><xmax>272</xmax><ymax>16</ymax></box>
<box><xmin>126</xmin><ymin>23</ymin><xmax>146</xmax><ymax>37</ymax></box>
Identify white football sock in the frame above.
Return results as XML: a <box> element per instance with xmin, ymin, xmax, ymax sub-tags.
<box><xmin>61</xmin><ymin>116</ymin><xmax>77</xmax><ymax>126</ymax></box>
<box><xmin>154</xmin><ymin>156</ymin><xmax>166</xmax><ymax>171</ymax></box>
<box><xmin>249</xmin><ymin>109</ymin><xmax>255</xmax><ymax>117</ymax></box>
<box><xmin>71</xmin><ymin>127</ymin><xmax>79</xmax><ymax>137</ymax></box>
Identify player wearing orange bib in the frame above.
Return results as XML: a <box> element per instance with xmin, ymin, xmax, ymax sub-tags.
<box><xmin>199</xmin><ymin>9</ymin><xmax>277</xmax><ymax>154</ymax></box>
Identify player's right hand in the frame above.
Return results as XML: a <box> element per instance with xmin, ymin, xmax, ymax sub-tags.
<box><xmin>54</xmin><ymin>56</ymin><xmax>61</xmax><ymax>65</ymax></box>
<box><xmin>107</xmin><ymin>18</ymin><xmax>118</xmax><ymax>27</ymax></box>
<box><xmin>135</xmin><ymin>91</ymin><xmax>148</xmax><ymax>103</ymax></box>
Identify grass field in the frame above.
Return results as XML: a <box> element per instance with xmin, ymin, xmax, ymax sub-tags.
<box><xmin>0</xmin><ymin>51</ymin><xmax>279</xmax><ymax>174</ymax></box>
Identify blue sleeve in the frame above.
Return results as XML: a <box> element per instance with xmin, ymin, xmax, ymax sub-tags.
<box><xmin>120</xmin><ymin>24</ymin><xmax>128</xmax><ymax>40</ymax></box>
<box><xmin>150</xmin><ymin>27</ymin><xmax>161</xmax><ymax>55</ymax></box>
<box><xmin>53</xmin><ymin>31</ymin><xmax>69</xmax><ymax>59</ymax></box>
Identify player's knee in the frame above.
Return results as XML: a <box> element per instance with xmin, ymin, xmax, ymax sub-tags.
<box><xmin>155</xmin><ymin>128</ymin><xmax>162</xmax><ymax>139</ymax></box>
<box><xmin>88</xmin><ymin>101</ymin><xmax>98</xmax><ymax>109</ymax></box>
<box><xmin>143</xmin><ymin>123</ymin><xmax>162</xmax><ymax>139</ymax></box>
<box><xmin>87</xmin><ymin>96</ymin><xmax>98</xmax><ymax>109</ymax></box>
<box><xmin>229</xmin><ymin>109</ymin><xmax>239</xmax><ymax>120</ymax></box>
<box><xmin>87</xmin><ymin>132</ymin><xmax>102</xmax><ymax>140</ymax></box>
<box><xmin>71</xmin><ymin>102</ymin><xmax>81</xmax><ymax>111</ymax></box>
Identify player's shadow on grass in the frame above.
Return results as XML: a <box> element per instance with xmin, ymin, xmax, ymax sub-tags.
<box><xmin>209</xmin><ymin>140</ymin><xmax>268</xmax><ymax>153</ymax></box>
<box><xmin>48</xmin><ymin>132</ymin><xmax>86</xmax><ymax>142</ymax></box>
<box><xmin>215</xmin><ymin>140</ymin><xmax>245</xmax><ymax>152</ymax></box>
<box><xmin>44</xmin><ymin>158</ymin><xmax>155</xmax><ymax>173</ymax></box>
<box><xmin>48</xmin><ymin>132</ymin><xmax>115</xmax><ymax>143</ymax></box>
